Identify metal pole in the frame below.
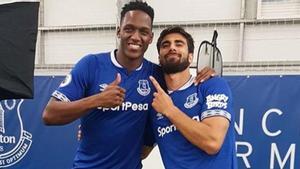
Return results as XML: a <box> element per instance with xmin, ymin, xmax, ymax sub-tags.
<box><xmin>238</xmin><ymin>0</ymin><xmax>246</xmax><ymax>62</ymax></box>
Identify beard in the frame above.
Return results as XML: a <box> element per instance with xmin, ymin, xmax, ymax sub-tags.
<box><xmin>160</xmin><ymin>56</ymin><xmax>190</xmax><ymax>74</ymax></box>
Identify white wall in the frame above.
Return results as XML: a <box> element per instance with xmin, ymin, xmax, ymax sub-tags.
<box><xmin>144</xmin><ymin>25</ymin><xmax>240</xmax><ymax>64</ymax></box>
<box><xmin>44</xmin><ymin>31</ymin><xmax>115</xmax><ymax>64</ymax></box>
<box><xmin>43</xmin><ymin>0</ymin><xmax>241</xmax><ymax>26</ymax></box>
<box><xmin>43</xmin><ymin>0</ymin><xmax>117</xmax><ymax>26</ymax></box>
<box><xmin>38</xmin><ymin>0</ymin><xmax>300</xmax><ymax>67</ymax></box>
<box><xmin>243</xmin><ymin>24</ymin><xmax>300</xmax><ymax>61</ymax></box>
<box><xmin>149</xmin><ymin>0</ymin><xmax>241</xmax><ymax>22</ymax></box>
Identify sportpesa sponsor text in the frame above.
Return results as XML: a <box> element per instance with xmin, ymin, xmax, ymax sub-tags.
<box><xmin>98</xmin><ymin>101</ymin><xmax>148</xmax><ymax>112</ymax></box>
<box><xmin>157</xmin><ymin>115</ymin><xmax>200</xmax><ymax>137</ymax></box>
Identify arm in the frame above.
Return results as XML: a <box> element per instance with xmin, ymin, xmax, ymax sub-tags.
<box><xmin>43</xmin><ymin>73</ymin><xmax>125</xmax><ymax>125</ymax></box>
<box><xmin>161</xmin><ymin>106</ymin><xmax>229</xmax><ymax>155</ymax></box>
<box><xmin>150</xmin><ymin>76</ymin><xmax>229</xmax><ymax>155</ymax></box>
<box><xmin>43</xmin><ymin>96</ymin><xmax>100</xmax><ymax>125</ymax></box>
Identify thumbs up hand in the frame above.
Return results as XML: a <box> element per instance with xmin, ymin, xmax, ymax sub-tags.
<box><xmin>109</xmin><ymin>73</ymin><xmax>121</xmax><ymax>86</ymax></box>
<box><xmin>149</xmin><ymin>76</ymin><xmax>174</xmax><ymax>117</ymax></box>
<box><xmin>93</xmin><ymin>73</ymin><xmax>126</xmax><ymax>108</ymax></box>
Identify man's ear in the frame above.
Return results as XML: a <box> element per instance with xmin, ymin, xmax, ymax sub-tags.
<box><xmin>116</xmin><ymin>26</ymin><xmax>121</xmax><ymax>38</ymax></box>
<box><xmin>188</xmin><ymin>53</ymin><xmax>193</xmax><ymax>63</ymax></box>
<box><xmin>149</xmin><ymin>32</ymin><xmax>154</xmax><ymax>44</ymax></box>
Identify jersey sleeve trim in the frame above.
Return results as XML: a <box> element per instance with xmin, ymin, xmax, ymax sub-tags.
<box><xmin>201</xmin><ymin>109</ymin><xmax>231</xmax><ymax>121</ymax></box>
<box><xmin>52</xmin><ymin>90</ymin><xmax>70</xmax><ymax>102</ymax></box>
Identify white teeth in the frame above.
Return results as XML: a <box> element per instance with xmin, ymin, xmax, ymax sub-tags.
<box><xmin>129</xmin><ymin>44</ymin><xmax>140</xmax><ymax>49</ymax></box>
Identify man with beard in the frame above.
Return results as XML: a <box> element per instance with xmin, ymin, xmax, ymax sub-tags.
<box><xmin>42</xmin><ymin>1</ymin><xmax>214</xmax><ymax>169</ymax></box>
<box><xmin>148</xmin><ymin>26</ymin><xmax>237</xmax><ymax>169</ymax></box>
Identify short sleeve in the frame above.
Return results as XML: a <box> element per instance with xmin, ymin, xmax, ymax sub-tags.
<box><xmin>52</xmin><ymin>55</ymin><xmax>94</xmax><ymax>102</ymax></box>
<box><xmin>198</xmin><ymin>77</ymin><xmax>233</xmax><ymax>122</ymax></box>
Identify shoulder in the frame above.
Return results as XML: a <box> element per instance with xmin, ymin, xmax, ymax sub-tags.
<box><xmin>143</xmin><ymin>58</ymin><xmax>160</xmax><ymax>70</ymax></box>
<box><xmin>75</xmin><ymin>51</ymin><xmax>111</xmax><ymax>68</ymax></box>
<box><xmin>197</xmin><ymin>76</ymin><xmax>232</xmax><ymax>96</ymax></box>
<box><xmin>200</xmin><ymin>77</ymin><xmax>230</xmax><ymax>89</ymax></box>
<box><xmin>142</xmin><ymin>59</ymin><xmax>165</xmax><ymax>90</ymax></box>
<box><xmin>143</xmin><ymin>59</ymin><xmax>162</xmax><ymax>75</ymax></box>
<box><xmin>82</xmin><ymin>51</ymin><xmax>111</xmax><ymax>62</ymax></box>
<box><xmin>203</xmin><ymin>76</ymin><xmax>228</xmax><ymax>85</ymax></box>
<box><xmin>143</xmin><ymin>58</ymin><xmax>163</xmax><ymax>78</ymax></box>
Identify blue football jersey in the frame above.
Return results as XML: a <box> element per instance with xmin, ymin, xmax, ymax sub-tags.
<box><xmin>150</xmin><ymin>76</ymin><xmax>237</xmax><ymax>169</ymax></box>
<box><xmin>52</xmin><ymin>50</ymin><xmax>163</xmax><ymax>169</ymax></box>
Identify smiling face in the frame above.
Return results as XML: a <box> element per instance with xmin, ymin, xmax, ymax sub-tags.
<box><xmin>117</xmin><ymin>10</ymin><xmax>153</xmax><ymax>61</ymax></box>
<box><xmin>158</xmin><ymin>33</ymin><xmax>193</xmax><ymax>74</ymax></box>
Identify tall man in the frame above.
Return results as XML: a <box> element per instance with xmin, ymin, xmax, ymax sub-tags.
<box><xmin>42</xmin><ymin>1</ymin><xmax>214</xmax><ymax>169</ymax></box>
<box><xmin>149</xmin><ymin>26</ymin><xmax>237</xmax><ymax>169</ymax></box>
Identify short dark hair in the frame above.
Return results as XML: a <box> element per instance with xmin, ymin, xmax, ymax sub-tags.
<box><xmin>120</xmin><ymin>1</ymin><xmax>154</xmax><ymax>25</ymax></box>
<box><xmin>156</xmin><ymin>26</ymin><xmax>194</xmax><ymax>54</ymax></box>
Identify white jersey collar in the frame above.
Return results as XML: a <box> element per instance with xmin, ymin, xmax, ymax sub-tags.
<box><xmin>168</xmin><ymin>76</ymin><xmax>195</xmax><ymax>94</ymax></box>
<box><xmin>110</xmin><ymin>50</ymin><xmax>143</xmax><ymax>71</ymax></box>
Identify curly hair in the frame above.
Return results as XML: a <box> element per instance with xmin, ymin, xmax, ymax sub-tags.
<box><xmin>120</xmin><ymin>1</ymin><xmax>154</xmax><ymax>25</ymax></box>
<box><xmin>156</xmin><ymin>26</ymin><xmax>194</xmax><ymax>53</ymax></box>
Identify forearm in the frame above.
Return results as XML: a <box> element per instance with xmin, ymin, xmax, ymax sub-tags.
<box><xmin>165</xmin><ymin>106</ymin><xmax>225</xmax><ymax>155</ymax></box>
<box><xmin>42</xmin><ymin>96</ymin><xmax>99</xmax><ymax>125</ymax></box>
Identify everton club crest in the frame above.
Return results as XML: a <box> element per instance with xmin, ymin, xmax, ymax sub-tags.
<box><xmin>184</xmin><ymin>93</ymin><xmax>199</xmax><ymax>109</ymax></box>
<box><xmin>0</xmin><ymin>100</ymin><xmax>32</xmax><ymax>168</ymax></box>
<box><xmin>137</xmin><ymin>80</ymin><xmax>151</xmax><ymax>96</ymax></box>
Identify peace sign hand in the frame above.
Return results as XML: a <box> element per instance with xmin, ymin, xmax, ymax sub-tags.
<box><xmin>149</xmin><ymin>76</ymin><xmax>174</xmax><ymax>117</ymax></box>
